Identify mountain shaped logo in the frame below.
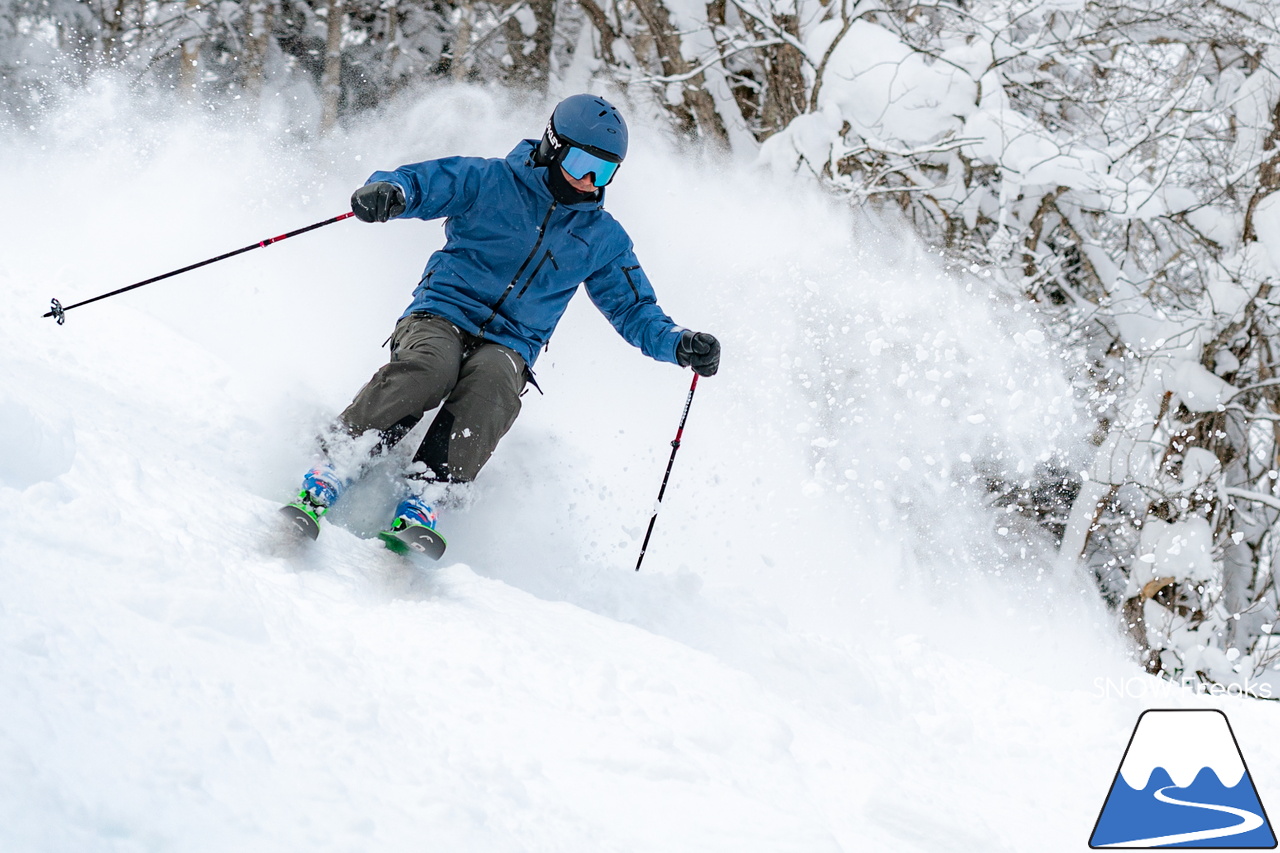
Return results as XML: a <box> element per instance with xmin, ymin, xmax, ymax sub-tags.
<box><xmin>1090</xmin><ymin>709</ymin><xmax>1276</xmax><ymax>848</ymax></box>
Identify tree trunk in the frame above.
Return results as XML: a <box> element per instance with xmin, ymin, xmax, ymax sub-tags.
<box><xmin>320</xmin><ymin>0</ymin><xmax>345</xmax><ymax>133</ymax></box>
<box><xmin>179</xmin><ymin>0</ymin><xmax>202</xmax><ymax>94</ymax></box>
<box><xmin>1244</xmin><ymin>99</ymin><xmax>1280</xmax><ymax>242</ymax></box>
<box><xmin>504</xmin><ymin>0</ymin><xmax>557</xmax><ymax>94</ymax></box>
<box><xmin>101</xmin><ymin>0</ymin><xmax>128</xmax><ymax>65</ymax></box>
<box><xmin>630</xmin><ymin>0</ymin><xmax>729</xmax><ymax>149</ymax></box>
<box><xmin>576</xmin><ymin>0</ymin><xmax>617</xmax><ymax>65</ymax></box>
<box><xmin>381</xmin><ymin>0</ymin><xmax>402</xmax><ymax>90</ymax></box>
<box><xmin>241</xmin><ymin>0</ymin><xmax>276</xmax><ymax>99</ymax></box>
<box><xmin>452</xmin><ymin>0</ymin><xmax>474</xmax><ymax>82</ymax></box>
<box><xmin>760</xmin><ymin>12</ymin><xmax>804</xmax><ymax>139</ymax></box>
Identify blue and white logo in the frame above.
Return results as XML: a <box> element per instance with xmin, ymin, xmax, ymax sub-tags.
<box><xmin>1090</xmin><ymin>709</ymin><xmax>1276</xmax><ymax>848</ymax></box>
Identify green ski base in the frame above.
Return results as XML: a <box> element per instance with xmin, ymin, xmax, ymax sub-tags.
<box><xmin>378</xmin><ymin>524</ymin><xmax>447</xmax><ymax>560</ymax></box>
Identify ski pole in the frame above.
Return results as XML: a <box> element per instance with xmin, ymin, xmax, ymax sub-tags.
<box><xmin>635</xmin><ymin>372</ymin><xmax>700</xmax><ymax>572</ymax></box>
<box><xmin>43</xmin><ymin>211</ymin><xmax>356</xmax><ymax>324</ymax></box>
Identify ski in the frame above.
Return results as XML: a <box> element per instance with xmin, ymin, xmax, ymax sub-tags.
<box><xmin>279</xmin><ymin>503</ymin><xmax>321</xmax><ymax>541</ymax></box>
<box><xmin>377</xmin><ymin>524</ymin><xmax>447</xmax><ymax>560</ymax></box>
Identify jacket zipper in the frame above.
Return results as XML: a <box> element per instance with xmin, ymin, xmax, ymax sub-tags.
<box><xmin>621</xmin><ymin>265</ymin><xmax>641</xmax><ymax>299</ymax></box>
<box><xmin>517</xmin><ymin>250</ymin><xmax>558</xmax><ymax>298</ymax></box>
<box><xmin>478</xmin><ymin>200</ymin><xmax>557</xmax><ymax>336</ymax></box>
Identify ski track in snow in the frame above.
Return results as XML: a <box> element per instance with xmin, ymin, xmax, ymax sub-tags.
<box><xmin>2</xmin><ymin>84</ymin><xmax>1279</xmax><ymax>852</ymax></box>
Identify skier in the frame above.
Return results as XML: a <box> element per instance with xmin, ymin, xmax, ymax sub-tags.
<box><xmin>282</xmin><ymin>94</ymin><xmax>721</xmax><ymax>555</ymax></box>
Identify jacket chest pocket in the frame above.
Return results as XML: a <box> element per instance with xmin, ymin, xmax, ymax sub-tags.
<box><xmin>549</xmin><ymin>229</ymin><xmax>594</xmax><ymax>279</ymax></box>
<box><xmin>517</xmin><ymin>250</ymin><xmax>559</xmax><ymax>298</ymax></box>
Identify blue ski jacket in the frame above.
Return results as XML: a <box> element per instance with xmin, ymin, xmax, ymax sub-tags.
<box><xmin>366</xmin><ymin>141</ymin><xmax>684</xmax><ymax>370</ymax></box>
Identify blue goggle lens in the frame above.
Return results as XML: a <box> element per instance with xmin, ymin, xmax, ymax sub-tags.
<box><xmin>561</xmin><ymin>146</ymin><xmax>620</xmax><ymax>187</ymax></box>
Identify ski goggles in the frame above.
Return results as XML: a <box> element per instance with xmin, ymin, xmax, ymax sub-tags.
<box><xmin>560</xmin><ymin>145</ymin><xmax>621</xmax><ymax>187</ymax></box>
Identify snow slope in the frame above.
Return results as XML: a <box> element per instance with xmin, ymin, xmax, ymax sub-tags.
<box><xmin>2</xmin><ymin>84</ymin><xmax>1278</xmax><ymax>852</ymax></box>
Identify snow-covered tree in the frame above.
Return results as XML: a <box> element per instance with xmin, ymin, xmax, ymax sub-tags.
<box><xmin>773</xmin><ymin>0</ymin><xmax>1280</xmax><ymax>691</ymax></box>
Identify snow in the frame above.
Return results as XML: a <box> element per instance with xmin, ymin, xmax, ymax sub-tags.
<box><xmin>3</xmin><ymin>83</ymin><xmax>1280</xmax><ymax>851</ymax></box>
<box><xmin>0</xmin><ymin>396</ymin><xmax>74</xmax><ymax>489</ymax></box>
<box><xmin>1129</xmin><ymin>517</ymin><xmax>1218</xmax><ymax>599</ymax></box>
<box><xmin>808</xmin><ymin>19</ymin><xmax>974</xmax><ymax>146</ymax></box>
<box><xmin>1118</xmin><ymin>710</ymin><xmax>1245</xmax><ymax>790</ymax></box>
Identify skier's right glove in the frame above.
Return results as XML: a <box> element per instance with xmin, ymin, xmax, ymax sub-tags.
<box><xmin>676</xmin><ymin>330</ymin><xmax>720</xmax><ymax>377</ymax></box>
<box><xmin>351</xmin><ymin>181</ymin><xmax>407</xmax><ymax>222</ymax></box>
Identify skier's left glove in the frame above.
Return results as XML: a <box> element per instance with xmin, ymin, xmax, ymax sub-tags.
<box><xmin>351</xmin><ymin>181</ymin><xmax>407</xmax><ymax>222</ymax></box>
<box><xmin>677</xmin><ymin>331</ymin><xmax>720</xmax><ymax>377</ymax></box>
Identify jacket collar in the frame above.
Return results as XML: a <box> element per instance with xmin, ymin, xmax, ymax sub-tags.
<box><xmin>509</xmin><ymin>140</ymin><xmax>606</xmax><ymax>211</ymax></box>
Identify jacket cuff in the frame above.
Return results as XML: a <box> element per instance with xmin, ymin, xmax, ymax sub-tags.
<box><xmin>666</xmin><ymin>326</ymin><xmax>688</xmax><ymax>364</ymax></box>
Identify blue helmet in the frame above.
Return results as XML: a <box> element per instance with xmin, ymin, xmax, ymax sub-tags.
<box><xmin>537</xmin><ymin>94</ymin><xmax>628</xmax><ymax>186</ymax></box>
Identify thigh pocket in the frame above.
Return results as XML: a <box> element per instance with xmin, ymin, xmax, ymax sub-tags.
<box><xmin>465</xmin><ymin>345</ymin><xmax>527</xmax><ymax>403</ymax></box>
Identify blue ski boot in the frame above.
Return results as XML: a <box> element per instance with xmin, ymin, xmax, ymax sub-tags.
<box><xmin>378</xmin><ymin>494</ymin><xmax>447</xmax><ymax>559</ymax></box>
<box><xmin>279</xmin><ymin>464</ymin><xmax>345</xmax><ymax>540</ymax></box>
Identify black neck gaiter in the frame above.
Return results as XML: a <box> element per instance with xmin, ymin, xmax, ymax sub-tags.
<box><xmin>544</xmin><ymin>164</ymin><xmax>600</xmax><ymax>206</ymax></box>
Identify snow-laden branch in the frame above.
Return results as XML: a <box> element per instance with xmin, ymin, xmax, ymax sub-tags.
<box><xmin>629</xmin><ymin>39</ymin><xmax>785</xmax><ymax>85</ymax></box>
<box><xmin>725</xmin><ymin>0</ymin><xmax>816</xmax><ymax>69</ymax></box>
<box><xmin>1225</xmin><ymin>487</ymin><xmax>1280</xmax><ymax>513</ymax></box>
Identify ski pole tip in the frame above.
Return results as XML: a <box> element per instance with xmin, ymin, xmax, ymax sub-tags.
<box><xmin>45</xmin><ymin>298</ymin><xmax>66</xmax><ymax>325</ymax></box>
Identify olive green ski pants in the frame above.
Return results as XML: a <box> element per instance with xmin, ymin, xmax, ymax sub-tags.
<box><xmin>339</xmin><ymin>313</ymin><xmax>526</xmax><ymax>483</ymax></box>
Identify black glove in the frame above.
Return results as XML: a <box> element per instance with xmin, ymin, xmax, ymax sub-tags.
<box><xmin>676</xmin><ymin>330</ymin><xmax>720</xmax><ymax>377</ymax></box>
<box><xmin>351</xmin><ymin>181</ymin><xmax>407</xmax><ymax>222</ymax></box>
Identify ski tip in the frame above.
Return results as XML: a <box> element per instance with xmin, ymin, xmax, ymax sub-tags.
<box><xmin>378</xmin><ymin>526</ymin><xmax>447</xmax><ymax>560</ymax></box>
<box><xmin>279</xmin><ymin>504</ymin><xmax>321</xmax><ymax>541</ymax></box>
